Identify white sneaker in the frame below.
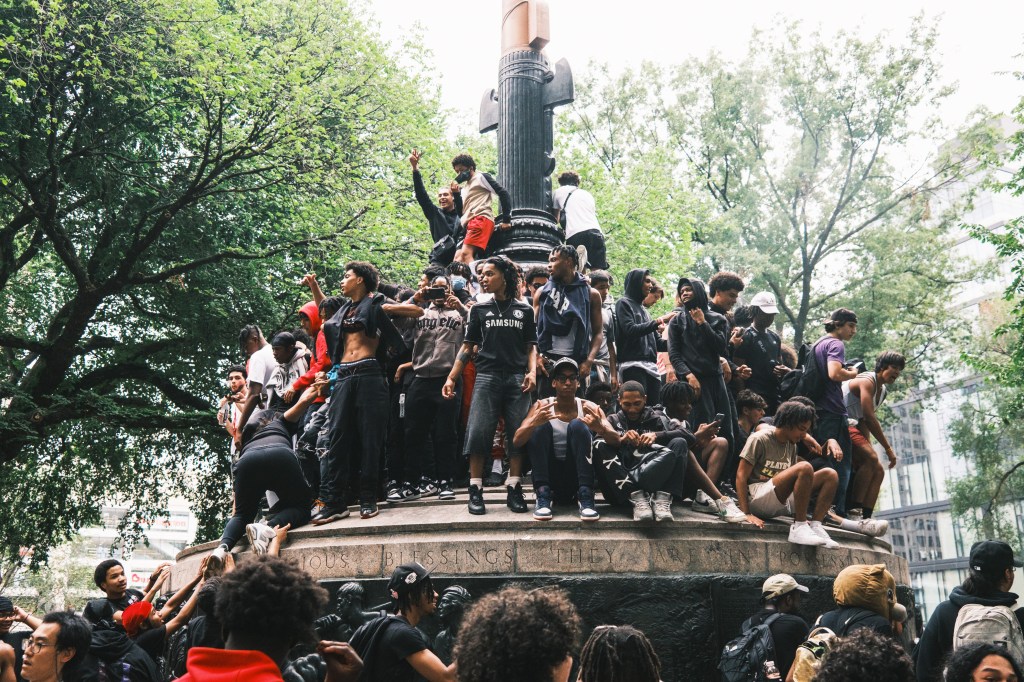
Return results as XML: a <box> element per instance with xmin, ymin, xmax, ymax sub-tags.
<box><xmin>789</xmin><ymin>522</ymin><xmax>827</xmax><ymax>547</ymax></box>
<box><xmin>630</xmin><ymin>490</ymin><xmax>654</xmax><ymax>521</ymax></box>
<box><xmin>855</xmin><ymin>518</ymin><xmax>889</xmax><ymax>537</ymax></box>
<box><xmin>809</xmin><ymin>521</ymin><xmax>840</xmax><ymax>549</ymax></box>
<box><xmin>716</xmin><ymin>496</ymin><xmax>747</xmax><ymax>523</ymax></box>
<box><xmin>691</xmin><ymin>489</ymin><xmax>718</xmax><ymax>515</ymax></box>
<box><xmin>245</xmin><ymin>522</ymin><xmax>276</xmax><ymax>555</ymax></box>
<box><xmin>652</xmin><ymin>491</ymin><xmax>675</xmax><ymax>522</ymax></box>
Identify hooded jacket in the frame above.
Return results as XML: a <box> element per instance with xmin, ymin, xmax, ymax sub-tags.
<box><xmin>322</xmin><ymin>292</ymin><xmax>407</xmax><ymax>368</ymax></box>
<box><xmin>414</xmin><ymin>169</ymin><xmax>463</xmax><ymax>244</ymax></box>
<box><xmin>536</xmin><ymin>272</ymin><xmax>593</xmax><ymax>360</ymax></box>
<box><xmin>79</xmin><ymin>627</ymin><xmax>161</xmax><ymax>682</ymax></box>
<box><xmin>608</xmin><ymin>406</ymin><xmax>694</xmax><ymax>448</ymax></box>
<box><xmin>614</xmin><ymin>269</ymin><xmax>661</xmax><ymax>365</ymax></box>
<box><xmin>292</xmin><ymin>301</ymin><xmax>330</xmax><ymax>401</ymax></box>
<box><xmin>913</xmin><ymin>586</ymin><xmax>1024</xmax><ymax>682</ymax></box>
<box><xmin>178</xmin><ymin>647</ymin><xmax>284</xmax><ymax>682</ymax></box>
<box><xmin>667</xmin><ymin>278</ymin><xmax>729</xmax><ymax>378</ymax></box>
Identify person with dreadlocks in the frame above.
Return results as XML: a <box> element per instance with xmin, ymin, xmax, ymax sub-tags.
<box><xmin>349</xmin><ymin>563</ymin><xmax>455</xmax><ymax>682</ymax></box>
<box><xmin>577</xmin><ymin>625</ymin><xmax>662</xmax><ymax>682</ymax></box>
<box><xmin>443</xmin><ymin>255</ymin><xmax>537</xmax><ymax>516</ymax></box>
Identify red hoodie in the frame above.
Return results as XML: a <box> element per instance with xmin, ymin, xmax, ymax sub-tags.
<box><xmin>293</xmin><ymin>301</ymin><xmax>330</xmax><ymax>402</ymax></box>
<box><xmin>178</xmin><ymin>647</ymin><xmax>284</xmax><ymax>682</ymax></box>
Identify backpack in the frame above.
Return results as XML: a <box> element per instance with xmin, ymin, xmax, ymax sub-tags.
<box><xmin>778</xmin><ymin>340</ymin><xmax>827</xmax><ymax>402</ymax></box>
<box><xmin>719</xmin><ymin>613</ymin><xmax>780</xmax><ymax>682</ymax></box>
<box><xmin>952</xmin><ymin>603</ymin><xmax>1024</xmax><ymax>663</ymax></box>
<box><xmin>788</xmin><ymin>626</ymin><xmax>837</xmax><ymax>682</ymax></box>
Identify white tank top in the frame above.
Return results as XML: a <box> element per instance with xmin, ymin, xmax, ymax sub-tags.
<box><xmin>549</xmin><ymin>397</ymin><xmax>584</xmax><ymax>460</ymax></box>
<box><xmin>842</xmin><ymin>371</ymin><xmax>886</xmax><ymax>422</ymax></box>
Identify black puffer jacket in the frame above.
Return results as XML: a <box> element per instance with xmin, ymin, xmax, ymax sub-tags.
<box><xmin>614</xmin><ymin>269</ymin><xmax>660</xmax><ymax>364</ymax></box>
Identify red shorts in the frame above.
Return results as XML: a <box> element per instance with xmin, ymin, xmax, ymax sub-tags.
<box><xmin>463</xmin><ymin>215</ymin><xmax>495</xmax><ymax>251</ymax></box>
<box><xmin>849</xmin><ymin>425</ymin><xmax>870</xmax><ymax>450</ymax></box>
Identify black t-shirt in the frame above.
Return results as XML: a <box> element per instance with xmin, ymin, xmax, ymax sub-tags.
<box><xmin>465</xmin><ymin>298</ymin><xmax>537</xmax><ymax>373</ymax></box>
<box><xmin>368</xmin><ymin>616</ymin><xmax>428</xmax><ymax>682</ymax></box>
<box><xmin>83</xmin><ymin>588</ymin><xmax>146</xmax><ymax>625</ymax></box>
<box><xmin>2</xmin><ymin>631</ymin><xmax>30</xmax><ymax>682</ymax></box>
<box><xmin>737</xmin><ymin>327</ymin><xmax>782</xmax><ymax>399</ymax></box>
<box><xmin>135</xmin><ymin>623</ymin><xmax>167</xmax><ymax>663</ymax></box>
<box><xmin>746</xmin><ymin>609</ymin><xmax>809</xmax><ymax>679</ymax></box>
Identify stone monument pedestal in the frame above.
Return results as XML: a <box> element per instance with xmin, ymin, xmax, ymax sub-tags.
<box><xmin>172</xmin><ymin>487</ymin><xmax>911</xmax><ymax>680</ymax></box>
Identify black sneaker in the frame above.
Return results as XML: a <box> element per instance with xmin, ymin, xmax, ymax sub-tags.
<box><xmin>360</xmin><ymin>499</ymin><xmax>379</xmax><ymax>519</ymax></box>
<box><xmin>385</xmin><ymin>480</ymin><xmax>402</xmax><ymax>504</ymax></box>
<box><xmin>311</xmin><ymin>505</ymin><xmax>350</xmax><ymax>525</ymax></box>
<box><xmin>396</xmin><ymin>483</ymin><xmax>422</xmax><ymax>502</ymax></box>
<box><xmin>437</xmin><ymin>480</ymin><xmax>456</xmax><ymax>500</ymax></box>
<box><xmin>468</xmin><ymin>484</ymin><xmax>486</xmax><ymax>515</ymax></box>
<box><xmin>507</xmin><ymin>483</ymin><xmax>528</xmax><ymax>513</ymax></box>
<box><xmin>483</xmin><ymin>469</ymin><xmax>506</xmax><ymax>487</ymax></box>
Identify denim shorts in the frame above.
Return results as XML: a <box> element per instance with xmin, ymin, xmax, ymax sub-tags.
<box><xmin>463</xmin><ymin>371</ymin><xmax>532</xmax><ymax>457</ymax></box>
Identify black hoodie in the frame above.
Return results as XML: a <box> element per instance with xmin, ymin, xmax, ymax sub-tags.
<box><xmin>614</xmin><ymin>269</ymin><xmax>661</xmax><ymax>365</ymax></box>
<box><xmin>667</xmin><ymin>278</ymin><xmax>729</xmax><ymax>378</ymax></box>
<box><xmin>79</xmin><ymin>626</ymin><xmax>161</xmax><ymax>682</ymax></box>
<box><xmin>913</xmin><ymin>586</ymin><xmax>1024</xmax><ymax>682</ymax></box>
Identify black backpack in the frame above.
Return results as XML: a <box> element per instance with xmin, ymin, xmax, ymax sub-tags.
<box><xmin>719</xmin><ymin>613</ymin><xmax>780</xmax><ymax>682</ymax></box>
<box><xmin>778</xmin><ymin>340</ymin><xmax>827</xmax><ymax>402</ymax></box>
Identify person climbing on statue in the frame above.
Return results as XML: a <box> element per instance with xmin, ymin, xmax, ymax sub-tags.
<box><xmin>449</xmin><ymin>154</ymin><xmax>512</xmax><ymax>265</ymax></box>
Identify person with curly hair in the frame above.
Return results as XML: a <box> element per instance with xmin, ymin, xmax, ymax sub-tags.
<box><xmin>454</xmin><ymin>586</ymin><xmax>581</xmax><ymax>682</ymax></box>
<box><xmin>813</xmin><ymin>628</ymin><xmax>914</xmax><ymax>682</ymax></box>
<box><xmin>177</xmin><ymin>555</ymin><xmax>362</xmax><ymax>682</ymax></box>
<box><xmin>577</xmin><ymin>625</ymin><xmax>660</xmax><ymax>682</ymax></box>
<box><xmin>443</xmin><ymin>256</ymin><xmax>538</xmax><ymax>516</ymax></box>
<box><xmin>944</xmin><ymin>642</ymin><xmax>1024</xmax><ymax>682</ymax></box>
<box><xmin>449</xmin><ymin>153</ymin><xmax>511</xmax><ymax>264</ymax></box>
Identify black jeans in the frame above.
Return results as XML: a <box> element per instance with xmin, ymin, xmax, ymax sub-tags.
<box><xmin>220</xmin><ymin>444</ymin><xmax>312</xmax><ymax>549</ymax></box>
<box><xmin>620</xmin><ymin>367</ymin><xmax>662</xmax><ymax>406</ymax></box>
<box><xmin>813</xmin><ymin>410</ymin><xmax>853</xmax><ymax>515</ymax></box>
<box><xmin>567</xmin><ymin>229</ymin><xmax>609</xmax><ymax>270</ymax></box>
<box><xmin>404</xmin><ymin>375</ymin><xmax>461</xmax><ymax>481</ymax></box>
<box><xmin>592</xmin><ymin>437</ymin><xmax>690</xmax><ymax>508</ymax></box>
<box><xmin>321</xmin><ymin>365</ymin><xmax>390</xmax><ymax>506</ymax></box>
<box><xmin>385</xmin><ymin>371</ymin><xmax>415</xmax><ymax>483</ymax></box>
<box><xmin>529</xmin><ymin>420</ymin><xmax>595</xmax><ymax>502</ymax></box>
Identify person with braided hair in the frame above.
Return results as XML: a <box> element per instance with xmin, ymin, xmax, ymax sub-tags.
<box><xmin>443</xmin><ymin>256</ymin><xmax>538</xmax><ymax>516</ymax></box>
<box><xmin>577</xmin><ymin>625</ymin><xmax>661</xmax><ymax>682</ymax></box>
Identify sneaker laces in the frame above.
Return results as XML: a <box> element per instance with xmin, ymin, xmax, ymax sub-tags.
<box><xmin>653</xmin><ymin>496</ymin><xmax>672</xmax><ymax>515</ymax></box>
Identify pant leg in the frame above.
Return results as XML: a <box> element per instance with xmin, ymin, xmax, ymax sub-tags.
<box><xmin>431</xmin><ymin>377</ymin><xmax>461</xmax><ymax>480</ymax></box>
<box><xmin>592</xmin><ymin>441</ymin><xmax>638</xmax><ymax>507</ymax></box>
<box><xmin>385</xmin><ymin>372</ymin><xmax>411</xmax><ymax>483</ymax></box>
<box><xmin>221</xmin><ymin>446</ymin><xmax>301</xmax><ymax>549</ymax></box>
<box><xmin>633</xmin><ymin>443</ymin><xmax>686</xmax><ymax>498</ymax></box>
<box><xmin>354</xmin><ymin>372</ymin><xmax>390</xmax><ymax>500</ymax></box>
<box><xmin>322</xmin><ymin>376</ymin><xmax>358</xmax><ymax>507</ymax></box>
<box><xmin>623</xmin><ymin>368</ymin><xmax>662</xmax><ymax>407</ymax></box>
<box><xmin>566</xmin><ymin>419</ymin><xmax>595</xmax><ymax>488</ymax></box>
<box><xmin>528</xmin><ymin>422</ymin><xmax>555</xmax><ymax>487</ymax></box>
<box><xmin>816</xmin><ymin>410</ymin><xmax>853</xmax><ymax>514</ymax></box>
<box><xmin>464</xmin><ymin>373</ymin><xmax>503</xmax><ymax>457</ymax></box>
<box><xmin>500</xmin><ymin>374</ymin><xmax>533</xmax><ymax>459</ymax></box>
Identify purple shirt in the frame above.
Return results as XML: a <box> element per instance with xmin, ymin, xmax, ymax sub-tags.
<box><xmin>814</xmin><ymin>336</ymin><xmax>847</xmax><ymax>415</ymax></box>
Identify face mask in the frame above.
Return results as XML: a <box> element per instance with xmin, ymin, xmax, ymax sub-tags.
<box><xmin>455</xmin><ymin>170</ymin><xmax>471</xmax><ymax>184</ymax></box>
<box><xmin>451</xmin><ymin>276</ymin><xmax>467</xmax><ymax>292</ymax></box>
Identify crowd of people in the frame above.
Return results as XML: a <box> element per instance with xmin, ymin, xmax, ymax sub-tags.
<box><xmin>4</xmin><ymin>542</ymin><xmax>1024</xmax><ymax>681</ymax></box>
<box><xmin>211</xmin><ymin>150</ymin><xmax>902</xmax><ymax>556</ymax></box>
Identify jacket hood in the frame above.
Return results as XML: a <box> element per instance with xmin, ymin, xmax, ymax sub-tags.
<box><xmin>678</xmin><ymin>277</ymin><xmax>709</xmax><ymax>312</ymax></box>
<box><xmin>623</xmin><ymin>269</ymin><xmax>651</xmax><ymax>303</ymax></box>
<box><xmin>949</xmin><ymin>585</ymin><xmax>1020</xmax><ymax>608</ymax></box>
<box><xmin>90</xmin><ymin>628</ymin><xmax>137</xmax><ymax>660</ymax></box>
<box><xmin>299</xmin><ymin>301</ymin><xmax>322</xmax><ymax>332</ymax></box>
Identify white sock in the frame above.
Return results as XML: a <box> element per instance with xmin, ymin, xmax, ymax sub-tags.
<box><xmin>507</xmin><ymin>476</ymin><xmax>521</xmax><ymax>488</ymax></box>
<box><xmin>809</xmin><ymin>520</ymin><xmax>823</xmax><ymax>529</ymax></box>
<box><xmin>838</xmin><ymin>518</ymin><xmax>862</xmax><ymax>532</ymax></box>
<box><xmin>491</xmin><ymin>459</ymin><xmax>503</xmax><ymax>474</ymax></box>
<box><xmin>792</xmin><ymin>520</ymin><xmax>808</xmax><ymax>528</ymax></box>
<box><xmin>470</xmin><ymin>478</ymin><xmax>483</xmax><ymax>489</ymax></box>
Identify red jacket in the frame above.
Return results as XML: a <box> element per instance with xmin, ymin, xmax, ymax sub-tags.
<box><xmin>178</xmin><ymin>647</ymin><xmax>283</xmax><ymax>682</ymax></box>
<box><xmin>292</xmin><ymin>301</ymin><xmax>331</xmax><ymax>402</ymax></box>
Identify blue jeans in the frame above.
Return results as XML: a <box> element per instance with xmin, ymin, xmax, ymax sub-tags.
<box><xmin>528</xmin><ymin>419</ymin><xmax>595</xmax><ymax>502</ymax></box>
<box><xmin>814</xmin><ymin>410</ymin><xmax>853</xmax><ymax>515</ymax></box>
<box><xmin>463</xmin><ymin>372</ymin><xmax>532</xmax><ymax>458</ymax></box>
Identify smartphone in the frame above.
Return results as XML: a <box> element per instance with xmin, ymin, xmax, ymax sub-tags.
<box><xmin>424</xmin><ymin>286</ymin><xmax>447</xmax><ymax>301</ymax></box>
<box><xmin>714</xmin><ymin>413</ymin><xmax>725</xmax><ymax>423</ymax></box>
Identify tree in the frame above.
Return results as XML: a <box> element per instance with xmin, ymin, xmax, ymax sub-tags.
<box><xmin>0</xmin><ymin>0</ymin><xmax>444</xmax><ymax>568</ymax></box>
<box><xmin>665</xmin><ymin>19</ymin><xmax>993</xmax><ymax>357</ymax></box>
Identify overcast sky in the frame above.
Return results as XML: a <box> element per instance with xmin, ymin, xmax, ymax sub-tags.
<box><xmin>365</xmin><ymin>0</ymin><xmax>1023</xmax><ymax>137</ymax></box>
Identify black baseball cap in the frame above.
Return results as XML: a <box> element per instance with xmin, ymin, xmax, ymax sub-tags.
<box><xmin>970</xmin><ymin>540</ymin><xmax>1024</xmax><ymax>578</ymax></box>
<box><xmin>387</xmin><ymin>562</ymin><xmax>434</xmax><ymax>600</ymax></box>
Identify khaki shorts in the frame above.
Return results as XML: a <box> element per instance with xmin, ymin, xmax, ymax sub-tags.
<box><xmin>747</xmin><ymin>480</ymin><xmax>793</xmax><ymax>518</ymax></box>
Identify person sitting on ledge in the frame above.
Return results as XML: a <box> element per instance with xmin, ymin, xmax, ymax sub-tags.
<box><xmin>513</xmin><ymin>357</ymin><xmax>618</xmax><ymax>522</ymax></box>
<box><xmin>592</xmin><ymin>381</ymin><xmax>746</xmax><ymax>523</ymax></box>
<box><xmin>735</xmin><ymin>400</ymin><xmax>840</xmax><ymax>548</ymax></box>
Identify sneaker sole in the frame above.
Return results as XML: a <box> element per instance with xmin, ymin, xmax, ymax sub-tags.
<box><xmin>533</xmin><ymin>512</ymin><xmax>553</xmax><ymax>521</ymax></box>
<box><xmin>245</xmin><ymin>526</ymin><xmax>266</xmax><ymax>555</ymax></box>
<box><xmin>360</xmin><ymin>509</ymin><xmax>379</xmax><ymax>519</ymax></box>
<box><xmin>311</xmin><ymin>510</ymin><xmax>350</xmax><ymax>525</ymax></box>
<box><xmin>438</xmin><ymin>493</ymin><xmax>456</xmax><ymax>500</ymax></box>
<box><xmin>691</xmin><ymin>504</ymin><xmax>719</xmax><ymax>515</ymax></box>
<box><xmin>580</xmin><ymin>515</ymin><xmax>600</xmax><ymax>522</ymax></box>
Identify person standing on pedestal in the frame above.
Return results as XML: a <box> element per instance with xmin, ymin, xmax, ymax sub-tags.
<box><xmin>533</xmin><ymin>245</ymin><xmax>603</xmax><ymax>398</ymax></box>
<box><xmin>450</xmin><ymin>154</ymin><xmax>511</xmax><ymax>265</ymax></box>
<box><xmin>614</xmin><ymin>269</ymin><xmax>676</xmax><ymax>407</ymax></box>
<box><xmin>552</xmin><ymin>171</ymin><xmax>609</xmax><ymax>271</ymax></box>
<box><xmin>443</xmin><ymin>256</ymin><xmax>537</xmax><ymax>516</ymax></box>
<box><xmin>409</xmin><ymin>150</ymin><xmax>463</xmax><ymax>266</ymax></box>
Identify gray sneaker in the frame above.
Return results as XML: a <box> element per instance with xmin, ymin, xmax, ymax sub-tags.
<box><xmin>630</xmin><ymin>490</ymin><xmax>653</xmax><ymax>521</ymax></box>
<box><xmin>652</xmin><ymin>491</ymin><xmax>674</xmax><ymax>522</ymax></box>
